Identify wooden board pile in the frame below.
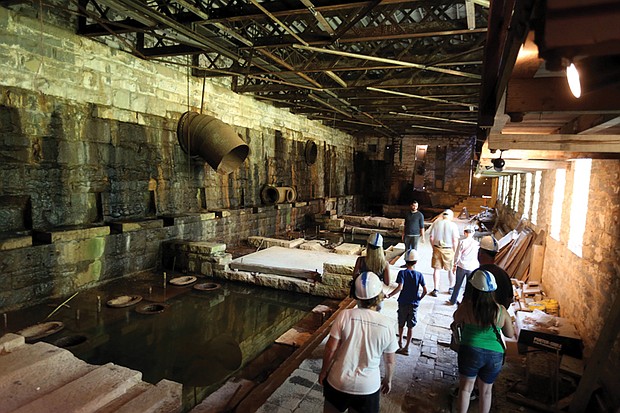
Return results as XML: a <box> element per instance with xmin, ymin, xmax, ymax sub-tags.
<box><xmin>494</xmin><ymin>219</ymin><xmax>546</xmax><ymax>282</ymax></box>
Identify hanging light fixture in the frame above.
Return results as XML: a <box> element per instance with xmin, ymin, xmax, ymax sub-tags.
<box><xmin>491</xmin><ymin>150</ymin><xmax>505</xmax><ymax>172</ymax></box>
<box><xmin>565</xmin><ymin>55</ymin><xmax>620</xmax><ymax>99</ymax></box>
<box><xmin>566</xmin><ymin>62</ymin><xmax>581</xmax><ymax>98</ymax></box>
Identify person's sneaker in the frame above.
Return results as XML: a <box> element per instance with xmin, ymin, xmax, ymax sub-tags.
<box><xmin>396</xmin><ymin>347</ymin><xmax>409</xmax><ymax>356</ymax></box>
<box><xmin>429</xmin><ymin>289</ymin><xmax>438</xmax><ymax>297</ymax></box>
<box><xmin>445</xmin><ymin>300</ymin><xmax>454</xmax><ymax>306</ymax></box>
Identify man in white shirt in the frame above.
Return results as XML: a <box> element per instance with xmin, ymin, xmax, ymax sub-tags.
<box><xmin>319</xmin><ymin>272</ymin><xmax>398</xmax><ymax>413</ymax></box>
<box><xmin>447</xmin><ymin>225</ymin><xmax>479</xmax><ymax>305</ymax></box>
<box><xmin>428</xmin><ymin>209</ymin><xmax>460</xmax><ymax>297</ymax></box>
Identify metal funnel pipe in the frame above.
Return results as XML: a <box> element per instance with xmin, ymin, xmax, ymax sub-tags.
<box><xmin>177</xmin><ymin>112</ymin><xmax>249</xmax><ymax>174</ymax></box>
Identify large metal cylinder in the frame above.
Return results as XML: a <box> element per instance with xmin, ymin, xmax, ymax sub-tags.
<box><xmin>177</xmin><ymin>111</ymin><xmax>249</xmax><ymax>175</ymax></box>
<box><xmin>261</xmin><ymin>185</ymin><xmax>297</xmax><ymax>205</ymax></box>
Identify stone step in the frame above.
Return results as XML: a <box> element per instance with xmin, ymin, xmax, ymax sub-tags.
<box><xmin>11</xmin><ymin>362</ymin><xmax>143</xmax><ymax>413</ymax></box>
<box><xmin>0</xmin><ymin>341</ymin><xmax>87</xmax><ymax>393</ymax></box>
<box><xmin>0</xmin><ymin>342</ymin><xmax>95</xmax><ymax>413</ymax></box>
<box><xmin>112</xmin><ymin>379</ymin><xmax>183</xmax><ymax>413</ymax></box>
<box><xmin>0</xmin><ymin>334</ymin><xmax>183</xmax><ymax>413</ymax></box>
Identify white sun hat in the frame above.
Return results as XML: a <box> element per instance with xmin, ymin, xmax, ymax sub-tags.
<box><xmin>405</xmin><ymin>249</ymin><xmax>419</xmax><ymax>262</ymax></box>
<box><xmin>367</xmin><ymin>233</ymin><xmax>383</xmax><ymax>248</ymax></box>
<box><xmin>355</xmin><ymin>271</ymin><xmax>383</xmax><ymax>299</ymax></box>
<box><xmin>469</xmin><ymin>269</ymin><xmax>498</xmax><ymax>292</ymax></box>
<box><xmin>479</xmin><ymin>235</ymin><xmax>499</xmax><ymax>252</ymax></box>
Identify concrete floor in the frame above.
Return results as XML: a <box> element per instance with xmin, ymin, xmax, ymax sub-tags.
<box><xmin>255</xmin><ymin>233</ymin><xmax>541</xmax><ymax>413</ymax></box>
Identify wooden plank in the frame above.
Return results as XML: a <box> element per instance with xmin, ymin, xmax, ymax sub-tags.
<box><xmin>569</xmin><ymin>295</ymin><xmax>620</xmax><ymax>413</ymax></box>
<box><xmin>505</xmin><ymin>77</ymin><xmax>620</xmax><ymax>113</ymax></box>
<box><xmin>489</xmin><ymin>132</ymin><xmax>620</xmax><ymax>153</ymax></box>
<box><xmin>506</xmin><ymin>393</ymin><xmax>564</xmax><ymax>413</ymax></box>
<box><xmin>529</xmin><ymin>244</ymin><xmax>545</xmax><ymax>283</ymax></box>
<box><xmin>234</xmin><ymin>299</ymin><xmax>357</xmax><ymax>412</ymax></box>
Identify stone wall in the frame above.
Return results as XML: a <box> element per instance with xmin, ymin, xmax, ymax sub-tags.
<box><xmin>0</xmin><ymin>7</ymin><xmax>360</xmax><ymax>311</ymax></box>
<box><xmin>357</xmin><ymin>136</ymin><xmax>475</xmax><ymax>209</ymax></box>
<box><xmin>495</xmin><ymin>160</ymin><xmax>620</xmax><ymax>405</ymax></box>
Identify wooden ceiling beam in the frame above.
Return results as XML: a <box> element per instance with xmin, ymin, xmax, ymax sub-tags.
<box><xmin>506</xmin><ymin>78</ymin><xmax>620</xmax><ymax>114</ymax></box>
<box><xmin>488</xmin><ymin>133</ymin><xmax>620</xmax><ymax>153</ymax></box>
<box><xmin>479</xmin><ymin>159</ymin><xmax>568</xmax><ymax>171</ymax></box>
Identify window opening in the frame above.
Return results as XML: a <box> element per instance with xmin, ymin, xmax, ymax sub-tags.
<box><xmin>568</xmin><ymin>159</ymin><xmax>592</xmax><ymax>257</ymax></box>
<box><xmin>532</xmin><ymin>171</ymin><xmax>542</xmax><ymax>225</ymax></box>
<box><xmin>550</xmin><ymin>169</ymin><xmax>566</xmax><ymax>240</ymax></box>
<box><xmin>523</xmin><ymin>173</ymin><xmax>532</xmax><ymax>219</ymax></box>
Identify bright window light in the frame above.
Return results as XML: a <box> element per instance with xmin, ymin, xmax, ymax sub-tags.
<box><xmin>503</xmin><ymin>176</ymin><xmax>510</xmax><ymax>204</ymax></box>
<box><xmin>532</xmin><ymin>171</ymin><xmax>542</xmax><ymax>225</ymax></box>
<box><xmin>551</xmin><ymin>169</ymin><xmax>566</xmax><ymax>240</ymax></box>
<box><xmin>568</xmin><ymin>159</ymin><xmax>592</xmax><ymax>257</ymax></box>
<box><xmin>523</xmin><ymin>173</ymin><xmax>532</xmax><ymax>219</ymax></box>
<box><xmin>497</xmin><ymin>176</ymin><xmax>503</xmax><ymax>200</ymax></box>
<box><xmin>514</xmin><ymin>174</ymin><xmax>521</xmax><ymax>212</ymax></box>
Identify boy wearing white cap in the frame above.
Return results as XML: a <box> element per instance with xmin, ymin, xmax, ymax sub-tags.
<box><xmin>386</xmin><ymin>249</ymin><xmax>427</xmax><ymax>355</ymax></box>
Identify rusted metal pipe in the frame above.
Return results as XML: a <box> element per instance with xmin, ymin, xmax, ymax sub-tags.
<box><xmin>177</xmin><ymin>112</ymin><xmax>249</xmax><ymax>174</ymax></box>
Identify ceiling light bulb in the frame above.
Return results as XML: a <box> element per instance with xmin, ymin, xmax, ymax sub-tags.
<box><xmin>566</xmin><ymin>63</ymin><xmax>581</xmax><ymax>98</ymax></box>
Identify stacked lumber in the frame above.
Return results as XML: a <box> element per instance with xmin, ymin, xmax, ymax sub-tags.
<box><xmin>495</xmin><ymin>222</ymin><xmax>546</xmax><ymax>281</ymax></box>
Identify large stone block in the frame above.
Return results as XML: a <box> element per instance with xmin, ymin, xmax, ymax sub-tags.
<box><xmin>333</xmin><ymin>243</ymin><xmax>362</xmax><ymax>255</ymax></box>
<box><xmin>32</xmin><ymin>226</ymin><xmax>110</xmax><ymax>244</ymax></box>
<box><xmin>321</xmin><ymin>272</ymin><xmax>351</xmax><ymax>288</ymax></box>
<box><xmin>312</xmin><ymin>283</ymin><xmax>348</xmax><ymax>299</ymax></box>
<box><xmin>323</xmin><ymin>261</ymin><xmax>355</xmax><ymax>275</ymax></box>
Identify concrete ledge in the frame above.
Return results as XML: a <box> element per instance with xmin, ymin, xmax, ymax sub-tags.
<box><xmin>108</xmin><ymin>219</ymin><xmax>164</xmax><ymax>233</ymax></box>
<box><xmin>159</xmin><ymin>212</ymin><xmax>216</xmax><ymax>224</ymax></box>
<box><xmin>0</xmin><ymin>234</ymin><xmax>32</xmax><ymax>251</ymax></box>
<box><xmin>33</xmin><ymin>225</ymin><xmax>111</xmax><ymax>243</ymax></box>
<box><xmin>247</xmin><ymin>236</ymin><xmax>304</xmax><ymax>249</ymax></box>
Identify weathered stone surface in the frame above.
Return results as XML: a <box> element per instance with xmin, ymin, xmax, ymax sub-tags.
<box><xmin>33</xmin><ymin>226</ymin><xmax>110</xmax><ymax>243</ymax></box>
<box><xmin>323</xmin><ymin>261</ymin><xmax>355</xmax><ymax>275</ymax></box>
<box><xmin>0</xmin><ymin>235</ymin><xmax>32</xmax><ymax>251</ymax></box>
<box><xmin>114</xmin><ymin>379</ymin><xmax>182</xmax><ymax>413</ymax></box>
<box><xmin>321</xmin><ymin>272</ymin><xmax>350</xmax><ymax>288</ymax></box>
<box><xmin>326</xmin><ymin>219</ymin><xmax>345</xmax><ymax>231</ymax></box>
<box><xmin>333</xmin><ymin>243</ymin><xmax>362</xmax><ymax>255</ymax></box>
<box><xmin>0</xmin><ymin>333</ymin><xmax>24</xmax><ymax>354</ymax></box>
<box><xmin>298</xmin><ymin>240</ymin><xmax>329</xmax><ymax>252</ymax></box>
<box><xmin>312</xmin><ymin>283</ymin><xmax>348</xmax><ymax>299</ymax></box>
<box><xmin>108</xmin><ymin>220</ymin><xmax>164</xmax><ymax>233</ymax></box>
<box><xmin>247</xmin><ymin>236</ymin><xmax>304</xmax><ymax>249</ymax></box>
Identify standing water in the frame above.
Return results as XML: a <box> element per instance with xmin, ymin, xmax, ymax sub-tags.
<box><xmin>3</xmin><ymin>271</ymin><xmax>324</xmax><ymax>409</ymax></box>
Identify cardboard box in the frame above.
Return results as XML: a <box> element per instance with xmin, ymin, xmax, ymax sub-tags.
<box><xmin>515</xmin><ymin>311</ymin><xmax>583</xmax><ymax>358</ymax></box>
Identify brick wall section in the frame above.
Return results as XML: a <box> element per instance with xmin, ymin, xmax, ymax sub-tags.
<box><xmin>495</xmin><ymin>160</ymin><xmax>620</xmax><ymax>404</ymax></box>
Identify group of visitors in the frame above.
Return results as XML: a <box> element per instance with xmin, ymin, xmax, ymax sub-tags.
<box><xmin>319</xmin><ymin>201</ymin><xmax>515</xmax><ymax>413</ymax></box>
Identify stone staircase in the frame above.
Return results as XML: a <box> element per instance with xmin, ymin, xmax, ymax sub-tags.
<box><xmin>0</xmin><ymin>333</ymin><xmax>182</xmax><ymax>413</ymax></box>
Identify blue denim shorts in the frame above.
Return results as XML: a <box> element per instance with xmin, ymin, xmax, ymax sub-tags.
<box><xmin>458</xmin><ymin>345</ymin><xmax>504</xmax><ymax>383</ymax></box>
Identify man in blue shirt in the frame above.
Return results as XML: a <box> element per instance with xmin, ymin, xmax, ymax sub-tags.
<box><xmin>403</xmin><ymin>200</ymin><xmax>425</xmax><ymax>251</ymax></box>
